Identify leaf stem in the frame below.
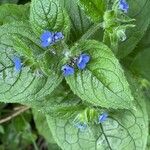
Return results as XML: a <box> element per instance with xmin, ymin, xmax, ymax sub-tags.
<box><xmin>80</xmin><ymin>22</ymin><xmax>104</xmax><ymax>41</ymax></box>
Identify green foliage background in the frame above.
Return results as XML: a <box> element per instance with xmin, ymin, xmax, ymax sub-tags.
<box><xmin>0</xmin><ymin>0</ymin><xmax>150</xmax><ymax>150</ymax></box>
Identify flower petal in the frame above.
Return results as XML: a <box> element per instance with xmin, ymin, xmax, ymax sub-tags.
<box><xmin>81</xmin><ymin>54</ymin><xmax>90</xmax><ymax>63</ymax></box>
<box><xmin>98</xmin><ymin>112</ymin><xmax>108</xmax><ymax>123</ymax></box>
<box><xmin>61</xmin><ymin>64</ymin><xmax>74</xmax><ymax>76</ymax></box>
<box><xmin>13</xmin><ymin>56</ymin><xmax>22</xmax><ymax>72</ymax></box>
<box><xmin>40</xmin><ymin>31</ymin><xmax>53</xmax><ymax>41</ymax></box>
<box><xmin>77</xmin><ymin>61</ymin><xmax>86</xmax><ymax>70</ymax></box>
<box><xmin>54</xmin><ymin>32</ymin><xmax>64</xmax><ymax>41</ymax></box>
<box><xmin>119</xmin><ymin>0</ymin><xmax>129</xmax><ymax>13</ymax></box>
<box><xmin>77</xmin><ymin>54</ymin><xmax>90</xmax><ymax>70</ymax></box>
<box><xmin>40</xmin><ymin>31</ymin><xmax>54</xmax><ymax>47</ymax></box>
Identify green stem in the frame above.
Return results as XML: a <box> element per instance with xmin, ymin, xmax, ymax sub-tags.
<box><xmin>80</xmin><ymin>22</ymin><xmax>103</xmax><ymax>41</ymax></box>
<box><xmin>62</xmin><ymin>22</ymin><xmax>103</xmax><ymax>59</ymax></box>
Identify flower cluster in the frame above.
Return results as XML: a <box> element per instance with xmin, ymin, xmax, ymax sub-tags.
<box><xmin>40</xmin><ymin>31</ymin><xmax>64</xmax><ymax>48</ymax></box>
<box><xmin>61</xmin><ymin>54</ymin><xmax>90</xmax><ymax>76</ymax></box>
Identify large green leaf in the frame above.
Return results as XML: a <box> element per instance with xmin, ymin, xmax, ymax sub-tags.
<box><xmin>59</xmin><ymin>0</ymin><xmax>91</xmax><ymax>43</ymax></box>
<box><xmin>78</xmin><ymin>0</ymin><xmax>106</xmax><ymax>22</ymax></box>
<box><xmin>117</xmin><ymin>0</ymin><xmax>150</xmax><ymax>58</ymax></box>
<box><xmin>0</xmin><ymin>4</ymin><xmax>30</xmax><ymax>25</ymax></box>
<box><xmin>30</xmin><ymin>0</ymin><xmax>70</xmax><ymax>36</ymax></box>
<box><xmin>129</xmin><ymin>25</ymin><xmax>150</xmax><ymax>82</ymax></box>
<box><xmin>46</xmin><ymin>80</ymin><xmax>148</xmax><ymax>150</ymax></box>
<box><xmin>0</xmin><ymin>22</ymin><xmax>62</xmax><ymax>103</ymax></box>
<box><xmin>26</xmin><ymin>83</ymin><xmax>84</xmax><ymax>118</ymax></box>
<box><xmin>66</xmin><ymin>40</ymin><xmax>134</xmax><ymax>109</ymax></box>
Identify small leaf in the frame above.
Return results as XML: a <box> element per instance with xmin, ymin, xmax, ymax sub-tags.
<box><xmin>30</xmin><ymin>0</ymin><xmax>70</xmax><ymax>37</ymax></box>
<box><xmin>79</xmin><ymin>0</ymin><xmax>106</xmax><ymax>22</ymax></box>
<box><xmin>66</xmin><ymin>40</ymin><xmax>134</xmax><ymax>109</ymax></box>
<box><xmin>46</xmin><ymin>80</ymin><xmax>148</xmax><ymax>150</ymax></box>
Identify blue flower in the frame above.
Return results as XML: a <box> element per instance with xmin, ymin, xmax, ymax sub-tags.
<box><xmin>119</xmin><ymin>0</ymin><xmax>129</xmax><ymax>13</ymax></box>
<box><xmin>40</xmin><ymin>31</ymin><xmax>54</xmax><ymax>47</ymax></box>
<box><xmin>61</xmin><ymin>64</ymin><xmax>74</xmax><ymax>76</ymax></box>
<box><xmin>98</xmin><ymin>112</ymin><xmax>108</xmax><ymax>123</ymax></box>
<box><xmin>54</xmin><ymin>32</ymin><xmax>64</xmax><ymax>42</ymax></box>
<box><xmin>77</xmin><ymin>54</ymin><xmax>90</xmax><ymax>70</ymax></box>
<box><xmin>75</xmin><ymin>123</ymin><xmax>87</xmax><ymax>131</ymax></box>
<box><xmin>13</xmin><ymin>56</ymin><xmax>22</xmax><ymax>72</ymax></box>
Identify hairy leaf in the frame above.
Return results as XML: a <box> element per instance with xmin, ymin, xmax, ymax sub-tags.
<box><xmin>79</xmin><ymin>0</ymin><xmax>106</xmax><ymax>22</ymax></box>
<box><xmin>46</xmin><ymin>80</ymin><xmax>148</xmax><ymax>150</ymax></box>
<box><xmin>30</xmin><ymin>0</ymin><xmax>70</xmax><ymax>36</ymax></box>
<box><xmin>117</xmin><ymin>0</ymin><xmax>150</xmax><ymax>58</ymax></box>
<box><xmin>59</xmin><ymin>0</ymin><xmax>104</xmax><ymax>44</ymax></box>
<box><xmin>59</xmin><ymin>0</ymin><xmax>92</xmax><ymax>43</ymax></box>
<box><xmin>0</xmin><ymin>22</ymin><xmax>62</xmax><ymax>103</ymax></box>
<box><xmin>0</xmin><ymin>4</ymin><xmax>30</xmax><ymax>25</ymax></box>
<box><xmin>26</xmin><ymin>83</ymin><xmax>84</xmax><ymax>118</ymax></box>
<box><xmin>66</xmin><ymin>40</ymin><xmax>134</xmax><ymax>109</ymax></box>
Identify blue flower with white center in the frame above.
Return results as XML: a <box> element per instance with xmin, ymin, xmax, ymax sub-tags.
<box><xmin>54</xmin><ymin>32</ymin><xmax>64</xmax><ymax>42</ymax></box>
<box><xmin>40</xmin><ymin>31</ymin><xmax>54</xmax><ymax>48</ymax></box>
<box><xmin>119</xmin><ymin>0</ymin><xmax>129</xmax><ymax>13</ymax></box>
<box><xmin>61</xmin><ymin>64</ymin><xmax>74</xmax><ymax>76</ymax></box>
<box><xmin>75</xmin><ymin>123</ymin><xmax>87</xmax><ymax>131</ymax></box>
<box><xmin>98</xmin><ymin>112</ymin><xmax>108</xmax><ymax>123</ymax></box>
<box><xmin>13</xmin><ymin>56</ymin><xmax>22</xmax><ymax>72</ymax></box>
<box><xmin>77</xmin><ymin>54</ymin><xmax>90</xmax><ymax>70</ymax></box>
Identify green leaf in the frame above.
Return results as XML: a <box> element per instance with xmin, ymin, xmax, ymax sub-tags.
<box><xmin>0</xmin><ymin>4</ymin><xmax>30</xmax><ymax>25</ymax></box>
<box><xmin>117</xmin><ymin>0</ymin><xmax>150</xmax><ymax>58</ymax></box>
<box><xmin>46</xmin><ymin>81</ymin><xmax>148</xmax><ymax>150</ymax></box>
<box><xmin>59</xmin><ymin>0</ymin><xmax>103</xmax><ymax>43</ymax></box>
<box><xmin>30</xmin><ymin>0</ymin><xmax>70</xmax><ymax>36</ymax></box>
<box><xmin>123</xmin><ymin>25</ymin><xmax>150</xmax><ymax>81</ymax></box>
<box><xmin>66</xmin><ymin>40</ymin><xmax>134</xmax><ymax>109</ymax></box>
<box><xmin>0</xmin><ymin>22</ymin><xmax>62</xmax><ymax>103</ymax></box>
<box><xmin>32</xmin><ymin>109</ymin><xmax>57</xmax><ymax>144</ymax></box>
<box><xmin>130</xmin><ymin>47</ymin><xmax>150</xmax><ymax>82</ymax></box>
<box><xmin>26</xmin><ymin>83</ymin><xmax>84</xmax><ymax>118</ymax></box>
<box><xmin>59</xmin><ymin>0</ymin><xmax>91</xmax><ymax>43</ymax></box>
<box><xmin>135</xmin><ymin>25</ymin><xmax>150</xmax><ymax>50</ymax></box>
<box><xmin>78</xmin><ymin>0</ymin><xmax>106</xmax><ymax>22</ymax></box>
